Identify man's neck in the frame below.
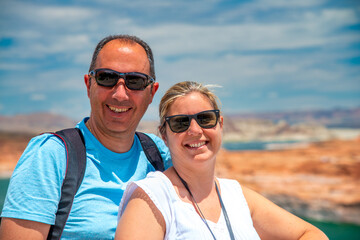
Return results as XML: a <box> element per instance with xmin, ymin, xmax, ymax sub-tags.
<box><xmin>86</xmin><ymin>119</ymin><xmax>135</xmax><ymax>153</ymax></box>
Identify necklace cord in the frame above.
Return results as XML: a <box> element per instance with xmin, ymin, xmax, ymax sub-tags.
<box><xmin>215</xmin><ymin>182</ymin><xmax>235</xmax><ymax>240</ymax></box>
<box><xmin>174</xmin><ymin>169</ymin><xmax>235</xmax><ymax>240</ymax></box>
<box><xmin>175</xmin><ymin>171</ymin><xmax>216</xmax><ymax>240</ymax></box>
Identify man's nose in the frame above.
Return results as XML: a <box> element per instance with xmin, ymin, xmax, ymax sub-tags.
<box><xmin>112</xmin><ymin>78</ymin><xmax>130</xmax><ymax>101</ymax></box>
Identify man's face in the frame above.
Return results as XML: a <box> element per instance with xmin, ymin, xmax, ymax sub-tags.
<box><xmin>84</xmin><ymin>40</ymin><xmax>158</xmax><ymax>137</ymax></box>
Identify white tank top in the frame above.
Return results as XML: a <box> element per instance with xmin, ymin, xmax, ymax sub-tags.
<box><xmin>119</xmin><ymin>171</ymin><xmax>261</xmax><ymax>240</ymax></box>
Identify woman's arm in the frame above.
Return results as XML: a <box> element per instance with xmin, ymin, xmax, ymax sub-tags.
<box><xmin>115</xmin><ymin>187</ymin><xmax>166</xmax><ymax>240</ymax></box>
<box><xmin>242</xmin><ymin>186</ymin><xmax>329</xmax><ymax>240</ymax></box>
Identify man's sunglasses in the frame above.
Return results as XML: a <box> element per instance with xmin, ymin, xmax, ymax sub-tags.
<box><xmin>165</xmin><ymin>110</ymin><xmax>220</xmax><ymax>133</ymax></box>
<box><xmin>89</xmin><ymin>68</ymin><xmax>155</xmax><ymax>90</ymax></box>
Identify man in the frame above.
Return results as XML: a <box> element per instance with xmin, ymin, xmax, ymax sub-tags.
<box><xmin>0</xmin><ymin>35</ymin><xmax>171</xmax><ymax>239</ymax></box>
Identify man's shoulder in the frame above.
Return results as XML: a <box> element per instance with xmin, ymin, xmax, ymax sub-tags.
<box><xmin>136</xmin><ymin>132</ymin><xmax>163</xmax><ymax>144</ymax></box>
<box><xmin>27</xmin><ymin>132</ymin><xmax>66</xmax><ymax>150</ymax></box>
<box><xmin>136</xmin><ymin>132</ymin><xmax>172</xmax><ymax>169</ymax></box>
<box><xmin>34</xmin><ymin>120</ymin><xmax>85</xmax><ymax>151</ymax></box>
<box><xmin>136</xmin><ymin>132</ymin><xmax>169</xmax><ymax>153</ymax></box>
<box><xmin>137</xmin><ymin>132</ymin><xmax>161</xmax><ymax>142</ymax></box>
<box><xmin>16</xmin><ymin>133</ymin><xmax>68</xmax><ymax>170</ymax></box>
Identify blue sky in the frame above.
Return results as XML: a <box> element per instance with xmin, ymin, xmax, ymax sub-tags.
<box><xmin>0</xmin><ymin>0</ymin><xmax>359</xmax><ymax>121</ymax></box>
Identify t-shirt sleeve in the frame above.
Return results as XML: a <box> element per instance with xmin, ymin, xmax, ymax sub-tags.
<box><xmin>1</xmin><ymin>134</ymin><xmax>67</xmax><ymax>224</ymax></box>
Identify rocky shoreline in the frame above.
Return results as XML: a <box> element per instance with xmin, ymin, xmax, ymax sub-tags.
<box><xmin>215</xmin><ymin>138</ymin><xmax>360</xmax><ymax>225</ymax></box>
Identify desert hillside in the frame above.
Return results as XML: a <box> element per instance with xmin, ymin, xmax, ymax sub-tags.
<box><xmin>0</xmin><ymin>131</ymin><xmax>359</xmax><ymax>225</ymax></box>
<box><xmin>0</xmin><ymin>132</ymin><xmax>34</xmax><ymax>176</ymax></box>
<box><xmin>215</xmin><ymin>138</ymin><xmax>360</xmax><ymax>225</ymax></box>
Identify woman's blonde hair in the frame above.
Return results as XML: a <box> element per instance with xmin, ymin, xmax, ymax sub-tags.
<box><xmin>159</xmin><ymin>81</ymin><xmax>221</xmax><ymax>135</ymax></box>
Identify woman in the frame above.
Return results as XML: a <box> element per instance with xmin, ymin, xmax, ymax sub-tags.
<box><xmin>115</xmin><ymin>81</ymin><xmax>328</xmax><ymax>240</ymax></box>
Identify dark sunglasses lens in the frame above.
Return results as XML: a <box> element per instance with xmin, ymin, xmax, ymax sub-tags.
<box><xmin>125</xmin><ymin>74</ymin><xmax>147</xmax><ymax>90</ymax></box>
<box><xmin>197</xmin><ymin>111</ymin><xmax>217</xmax><ymax>128</ymax></box>
<box><xmin>95</xmin><ymin>70</ymin><xmax>118</xmax><ymax>87</ymax></box>
<box><xmin>169</xmin><ymin>116</ymin><xmax>190</xmax><ymax>133</ymax></box>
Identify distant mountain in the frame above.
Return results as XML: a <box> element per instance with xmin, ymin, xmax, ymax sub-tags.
<box><xmin>139</xmin><ymin>107</ymin><xmax>360</xmax><ymax>142</ymax></box>
<box><xmin>227</xmin><ymin>107</ymin><xmax>360</xmax><ymax>128</ymax></box>
<box><xmin>0</xmin><ymin>107</ymin><xmax>359</xmax><ymax>141</ymax></box>
<box><xmin>0</xmin><ymin>113</ymin><xmax>77</xmax><ymax>134</ymax></box>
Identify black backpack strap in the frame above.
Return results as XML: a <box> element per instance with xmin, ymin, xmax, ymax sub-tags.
<box><xmin>47</xmin><ymin>128</ymin><xmax>86</xmax><ymax>240</ymax></box>
<box><xmin>46</xmin><ymin>130</ymin><xmax>161</xmax><ymax>239</ymax></box>
<box><xmin>136</xmin><ymin>132</ymin><xmax>164</xmax><ymax>171</ymax></box>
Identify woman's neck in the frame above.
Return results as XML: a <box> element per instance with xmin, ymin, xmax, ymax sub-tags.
<box><xmin>169</xmin><ymin>164</ymin><xmax>216</xmax><ymax>199</ymax></box>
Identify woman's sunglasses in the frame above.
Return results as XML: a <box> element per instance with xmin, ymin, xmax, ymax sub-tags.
<box><xmin>165</xmin><ymin>110</ymin><xmax>220</xmax><ymax>133</ymax></box>
<box><xmin>89</xmin><ymin>68</ymin><xmax>155</xmax><ymax>90</ymax></box>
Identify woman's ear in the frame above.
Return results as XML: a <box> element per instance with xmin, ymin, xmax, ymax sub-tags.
<box><xmin>219</xmin><ymin>116</ymin><xmax>224</xmax><ymax>129</ymax></box>
<box><xmin>159</xmin><ymin>127</ymin><xmax>168</xmax><ymax>146</ymax></box>
<box><xmin>163</xmin><ymin>136</ymin><xmax>168</xmax><ymax>146</ymax></box>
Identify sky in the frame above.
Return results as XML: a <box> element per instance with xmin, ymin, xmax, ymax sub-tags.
<box><xmin>0</xmin><ymin>0</ymin><xmax>359</xmax><ymax>121</ymax></box>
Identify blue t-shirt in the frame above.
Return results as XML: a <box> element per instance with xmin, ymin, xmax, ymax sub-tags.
<box><xmin>1</xmin><ymin>118</ymin><xmax>171</xmax><ymax>239</ymax></box>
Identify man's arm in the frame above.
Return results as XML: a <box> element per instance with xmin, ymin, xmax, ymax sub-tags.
<box><xmin>0</xmin><ymin>218</ymin><xmax>50</xmax><ymax>240</ymax></box>
<box><xmin>0</xmin><ymin>134</ymin><xmax>67</xmax><ymax>240</ymax></box>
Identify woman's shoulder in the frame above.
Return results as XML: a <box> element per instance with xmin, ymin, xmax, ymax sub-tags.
<box><xmin>217</xmin><ymin>177</ymin><xmax>248</xmax><ymax>202</ymax></box>
<box><xmin>119</xmin><ymin>171</ymin><xmax>175</xmax><ymax>226</ymax></box>
<box><xmin>217</xmin><ymin>177</ymin><xmax>242</xmax><ymax>189</ymax></box>
<box><xmin>137</xmin><ymin>171</ymin><xmax>171</xmax><ymax>188</ymax></box>
<box><xmin>128</xmin><ymin>171</ymin><xmax>176</xmax><ymax>205</ymax></box>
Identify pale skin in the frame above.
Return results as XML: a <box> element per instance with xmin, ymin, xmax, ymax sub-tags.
<box><xmin>115</xmin><ymin>92</ymin><xmax>328</xmax><ymax>240</ymax></box>
<box><xmin>0</xmin><ymin>40</ymin><xmax>158</xmax><ymax>239</ymax></box>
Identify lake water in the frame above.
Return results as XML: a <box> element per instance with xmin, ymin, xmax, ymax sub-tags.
<box><xmin>222</xmin><ymin>139</ymin><xmax>308</xmax><ymax>151</ymax></box>
<box><xmin>1</xmin><ymin>140</ymin><xmax>360</xmax><ymax>238</ymax></box>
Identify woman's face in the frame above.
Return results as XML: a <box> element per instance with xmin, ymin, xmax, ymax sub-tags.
<box><xmin>162</xmin><ymin>92</ymin><xmax>223</xmax><ymax>167</ymax></box>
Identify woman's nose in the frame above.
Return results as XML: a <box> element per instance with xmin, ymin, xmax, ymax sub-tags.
<box><xmin>187</xmin><ymin>119</ymin><xmax>203</xmax><ymax>135</ymax></box>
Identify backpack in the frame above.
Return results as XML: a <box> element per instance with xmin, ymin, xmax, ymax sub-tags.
<box><xmin>47</xmin><ymin>128</ymin><xmax>164</xmax><ymax>240</ymax></box>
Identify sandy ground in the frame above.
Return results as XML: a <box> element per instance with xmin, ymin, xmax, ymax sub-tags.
<box><xmin>1</xmin><ymin>132</ymin><xmax>359</xmax><ymax>224</ymax></box>
<box><xmin>215</xmin><ymin>138</ymin><xmax>360</xmax><ymax>224</ymax></box>
<box><xmin>0</xmin><ymin>132</ymin><xmax>33</xmax><ymax>176</ymax></box>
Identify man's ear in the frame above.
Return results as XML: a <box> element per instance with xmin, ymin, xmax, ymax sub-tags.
<box><xmin>84</xmin><ymin>74</ymin><xmax>91</xmax><ymax>98</ymax></box>
<box><xmin>149</xmin><ymin>82</ymin><xmax>159</xmax><ymax>104</ymax></box>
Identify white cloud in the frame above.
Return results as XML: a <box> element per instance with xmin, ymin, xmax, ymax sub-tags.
<box><xmin>49</xmin><ymin>97</ymin><xmax>90</xmax><ymax>121</ymax></box>
<box><xmin>5</xmin><ymin>2</ymin><xmax>94</xmax><ymax>26</ymax></box>
<box><xmin>3</xmin><ymin>0</ymin><xmax>357</xmax><ymax>66</ymax></box>
<box><xmin>34</xmin><ymin>34</ymin><xmax>93</xmax><ymax>55</ymax></box>
<box><xmin>0</xmin><ymin>62</ymin><xmax>34</xmax><ymax>71</ymax></box>
<box><xmin>247</xmin><ymin>0</ymin><xmax>326</xmax><ymax>9</ymax></box>
<box><xmin>30</xmin><ymin>94</ymin><xmax>46</xmax><ymax>101</ymax></box>
<box><xmin>0</xmin><ymin>0</ymin><xmax>358</xmax><ymax>118</ymax></box>
<box><xmin>268</xmin><ymin>92</ymin><xmax>279</xmax><ymax>99</ymax></box>
<box><xmin>140</xmin><ymin>12</ymin><xmax>358</xmax><ymax>59</ymax></box>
